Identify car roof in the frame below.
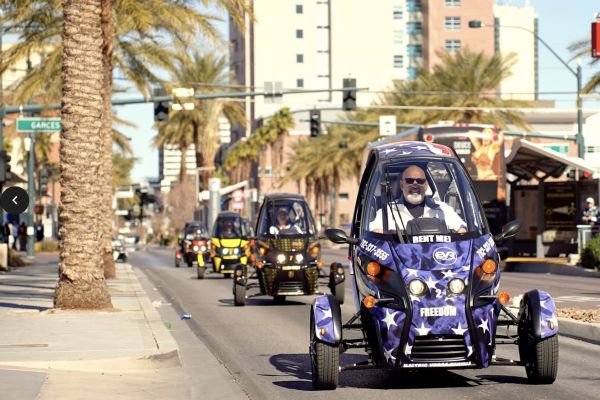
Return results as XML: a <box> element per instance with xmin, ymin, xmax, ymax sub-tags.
<box><xmin>368</xmin><ymin>140</ymin><xmax>456</xmax><ymax>161</ymax></box>
<box><xmin>263</xmin><ymin>193</ymin><xmax>307</xmax><ymax>202</ymax></box>
<box><xmin>185</xmin><ymin>220</ymin><xmax>206</xmax><ymax>227</ymax></box>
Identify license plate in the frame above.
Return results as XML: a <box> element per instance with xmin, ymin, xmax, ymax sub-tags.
<box><xmin>282</xmin><ymin>265</ymin><xmax>301</xmax><ymax>271</ymax></box>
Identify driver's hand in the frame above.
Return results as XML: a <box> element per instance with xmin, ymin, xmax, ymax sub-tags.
<box><xmin>457</xmin><ymin>227</ymin><xmax>467</xmax><ymax>234</ymax></box>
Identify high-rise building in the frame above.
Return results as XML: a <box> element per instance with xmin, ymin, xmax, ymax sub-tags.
<box><xmin>494</xmin><ymin>2</ymin><xmax>538</xmax><ymax>101</ymax></box>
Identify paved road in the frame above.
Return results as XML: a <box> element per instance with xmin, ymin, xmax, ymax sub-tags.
<box><xmin>131</xmin><ymin>247</ymin><xmax>600</xmax><ymax>400</ymax></box>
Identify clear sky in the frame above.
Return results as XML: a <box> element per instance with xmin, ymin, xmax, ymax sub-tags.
<box><xmin>125</xmin><ymin>0</ymin><xmax>600</xmax><ymax>181</ymax></box>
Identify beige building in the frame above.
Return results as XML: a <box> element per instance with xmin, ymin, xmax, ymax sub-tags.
<box><xmin>494</xmin><ymin>2</ymin><xmax>537</xmax><ymax>101</ymax></box>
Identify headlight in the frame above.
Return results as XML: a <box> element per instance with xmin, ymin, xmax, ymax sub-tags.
<box><xmin>200</xmin><ymin>245</ymin><xmax>207</xmax><ymax>252</ymax></box>
<box><xmin>193</xmin><ymin>245</ymin><xmax>199</xmax><ymax>251</ymax></box>
<box><xmin>309</xmin><ymin>245</ymin><xmax>320</xmax><ymax>258</ymax></box>
<box><xmin>234</xmin><ymin>248</ymin><xmax>240</xmax><ymax>255</ymax></box>
<box><xmin>408</xmin><ymin>279</ymin><xmax>427</xmax><ymax>296</ymax></box>
<box><xmin>276</xmin><ymin>253</ymin><xmax>286</xmax><ymax>264</ymax></box>
<box><xmin>448</xmin><ymin>278</ymin><xmax>465</xmax><ymax>295</ymax></box>
<box><xmin>223</xmin><ymin>248</ymin><xmax>229</xmax><ymax>255</ymax></box>
<box><xmin>295</xmin><ymin>254</ymin><xmax>304</xmax><ymax>263</ymax></box>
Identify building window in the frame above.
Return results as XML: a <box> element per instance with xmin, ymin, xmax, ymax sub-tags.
<box><xmin>407</xmin><ymin>67</ymin><xmax>418</xmax><ymax>79</ymax></box>
<box><xmin>407</xmin><ymin>44</ymin><xmax>422</xmax><ymax>58</ymax></box>
<box><xmin>296</xmin><ymin>4</ymin><xmax>303</xmax><ymax>13</ymax></box>
<box><xmin>407</xmin><ymin>0</ymin><xmax>422</xmax><ymax>12</ymax></box>
<box><xmin>394</xmin><ymin>30</ymin><xmax>404</xmax><ymax>44</ymax></box>
<box><xmin>407</xmin><ymin>21</ymin><xmax>423</xmax><ymax>35</ymax></box>
<box><xmin>445</xmin><ymin>0</ymin><xmax>460</xmax><ymax>7</ymax></box>
<box><xmin>296</xmin><ymin>29</ymin><xmax>303</xmax><ymax>38</ymax></box>
<box><xmin>394</xmin><ymin>55</ymin><xmax>404</xmax><ymax>68</ymax></box>
<box><xmin>445</xmin><ymin>39</ymin><xmax>461</xmax><ymax>52</ymax></box>
<box><xmin>296</xmin><ymin>54</ymin><xmax>304</xmax><ymax>63</ymax></box>
<box><xmin>444</xmin><ymin>16</ymin><xmax>461</xmax><ymax>31</ymax></box>
<box><xmin>393</xmin><ymin>6</ymin><xmax>403</xmax><ymax>19</ymax></box>
<box><xmin>339</xmin><ymin>193</ymin><xmax>349</xmax><ymax>200</ymax></box>
<box><xmin>296</xmin><ymin>78</ymin><xmax>304</xmax><ymax>88</ymax></box>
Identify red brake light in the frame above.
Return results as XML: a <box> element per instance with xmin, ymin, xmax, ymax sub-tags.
<box><xmin>424</xmin><ymin>134</ymin><xmax>434</xmax><ymax>142</ymax></box>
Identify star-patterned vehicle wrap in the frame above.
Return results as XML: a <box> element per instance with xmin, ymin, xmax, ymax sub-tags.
<box><xmin>313</xmin><ymin>295</ymin><xmax>338</xmax><ymax>344</ymax></box>
<box><xmin>356</xmin><ymin>232</ymin><xmax>501</xmax><ymax>368</ymax></box>
<box><xmin>374</xmin><ymin>141</ymin><xmax>455</xmax><ymax>161</ymax></box>
<box><xmin>538</xmin><ymin>290</ymin><xmax>559</xmax><ymax>338</ymax></box>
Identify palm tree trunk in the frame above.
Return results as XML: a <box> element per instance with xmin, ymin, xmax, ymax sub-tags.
<box><xmin>100</xmin><ymin>0</ymin><xmax>115</xmax><ymax>279</ymax></box>
<box><xmin>179</xmin><ymin>141</ymin><xmax>188</xmax><ymax>182</ymax></box>
<box><xmin>55</xmin><ymin>0</ymin><xmax>112</xmax><ymax>309</ymax></box>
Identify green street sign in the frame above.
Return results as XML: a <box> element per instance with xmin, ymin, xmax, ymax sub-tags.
<box><xmin>16</xmin><ymin>118</ymin><xmax>62</xmax><ymax>132</ymax></box>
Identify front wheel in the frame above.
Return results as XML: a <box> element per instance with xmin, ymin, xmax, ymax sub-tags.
<box><xmin>197</xmin><ymin>267</ymin><xmax>205</xmax><ymax>280</ymax></box>
<box><xmin>274</xmin><ymin>295</ymin><xmax>286</xmax><ymax>304</ymax></box>
<box><xmin>224</xmin><ymin>273</ymin><xmax>232</xmax><ymax>279</ymax></box>
<box><xmin>234</xmin><ymin>284</ymin><xmax>246</xmax><ymax>306</ymax></box>
<box><xmin>521</xmin><ymin>334</ymin><xmax>558</xmax><ymax>384</ymax></box>
<box><xmin>310</xmin><ymin>310</ymin><xmax>339</xmax><ymax>390</ymax></box>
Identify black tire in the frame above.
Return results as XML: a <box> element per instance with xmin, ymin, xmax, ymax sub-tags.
<box><xmin>521</xmin><ymin>334</ymin><xmax>559</xmax><ymax>384</ymax></box>
<box><xmin>197</xmin><ymin>267</ymin><xmax>205</xmax><ymax>280</ymax></box>
<box><xmin>274</xmin><ymin>295</ymin><xmax>286</xmax><ymax>304</ymax></box>
<box><xmin>310</xmin><ymin>310</ymin><xmax>339</xmax><ymax>390</ymax></box>
<box><xmin>518</xmin><ymin>306</ymin><xmax>559</xmax><ymax>384</ymax></box>
<box><xmin>234</xmin><ymin>284</ymin><xmax>246</xmax><ymax>306</ymax></box>
<box><xmin>187</xmin><ymin>259</ymin><xmax>193</xmax><ymax>268</ymax></box>
<box><xmin>224</xmin><ymin>273</ymin><xmax>232</xmax><ymax>279</ymax></box>
<box><xmin>175</xmin><ymin>257</ymin><xmax>181</xmax><ymax>268</ymax></box>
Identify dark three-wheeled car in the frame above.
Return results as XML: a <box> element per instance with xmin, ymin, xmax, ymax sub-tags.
<box><xmin>232</xmin><ymin>193</ymin><xmax>345</xmax><ymax>306</ymax></box>
<box><xmin>175</xmin><ymin>221</ymin><xmax>210</xmax><ymax>268</ymax></box>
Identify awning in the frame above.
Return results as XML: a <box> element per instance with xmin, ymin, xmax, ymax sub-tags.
<box><xmin>505</xmin><ymin>139</ymin><xmax>596</xmax><ymax>182</ymax></box>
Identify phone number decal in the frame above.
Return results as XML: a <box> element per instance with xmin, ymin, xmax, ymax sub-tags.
<box><xmin>359</xmin><ymin>239</ymin><xmax>390</xmax><ymax>262</ymax></box>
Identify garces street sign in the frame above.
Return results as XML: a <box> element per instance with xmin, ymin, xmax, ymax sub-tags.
<box><xmin>16</xmin><ymin>118</ymin><xmax>62</xmax><ymax>132</ymax></box>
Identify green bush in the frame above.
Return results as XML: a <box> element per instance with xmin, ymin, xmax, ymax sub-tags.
<box><xmin>580</xmin><ymin>235</ymin><xmax>600</xmax><ymax>270</ymax></box>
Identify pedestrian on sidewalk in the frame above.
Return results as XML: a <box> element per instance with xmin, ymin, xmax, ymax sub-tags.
<box><xmin>582</xmin><ymin>198</ymin><xmax>598</xmax><ymax>225</ymax></box>
<box><xmin>12</xmin><ymin>222</ymin><xmax>19</xmax><ymax>250</ymax></box>
<box><xmin>18</xmin><ymin>222</ymin><xmax>27</xmax><ymax>251</ymax></box>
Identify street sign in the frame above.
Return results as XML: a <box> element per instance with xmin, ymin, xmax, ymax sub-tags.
<box><xmin>16</xmin><ymin>118</ymin><xmax>62</xmax><ymax>132</ymax></box>
<box><xmin>379</xmin><ymin>115</ymin><xmax>396</xmax><ymax>136</ymax></box>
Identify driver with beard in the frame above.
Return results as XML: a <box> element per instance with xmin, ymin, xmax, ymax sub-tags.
<box><xmin>369</xmin><ymin>165</ymin><xmax>467</xmax><ymax>234</ymax></box>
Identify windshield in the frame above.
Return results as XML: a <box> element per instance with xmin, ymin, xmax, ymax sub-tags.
<box><xmin>258</xmin><ymin>200</ymin><xmax>315</xmax><ymax>236</ymax></box>
<box><xmin>184</xmin><ymin>224</ymin><xmax>207</xmax><ymax>239</ymax></box>
<box><xmin>362</xmin><ymin>157</ymin><xmax>487</xmax><ymax>241</ymax></box>
<box><xmin>214</xmin><ymin>216</ymin><xmax>244</xmax><ymax>238</ymax></box>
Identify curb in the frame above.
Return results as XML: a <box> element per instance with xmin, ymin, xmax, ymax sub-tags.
<box><xmin>557</xmin><ymin>317</ymin><xmax>600</xmax><ymax>345</ymax></box>
<box><xmin>502</xmin><ymin>261</ymin><xmax>600</xmax><ymax>279</ymax></box>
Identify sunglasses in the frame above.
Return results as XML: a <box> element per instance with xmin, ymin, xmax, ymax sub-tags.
<box><xmin>404</xmin><ymin>178</ymin><xmax>426</xmax><ymax>185</ymax></box>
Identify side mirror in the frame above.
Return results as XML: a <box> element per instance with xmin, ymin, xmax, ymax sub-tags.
<box><xmin>325</xmin><ymin>228</ymin><xmax>358</xmax><ymax>245</ymax></box>
<box><xmin>494</xmin><ymin>219</ymin><xmax>522</xmax><ymax>242</ymax></box>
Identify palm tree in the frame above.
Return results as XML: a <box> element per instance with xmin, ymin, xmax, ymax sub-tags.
<box><xmin>158</xmin><ymin>51</ymin><xmax>246</xmax><ymax>189</ymax></box>
<box><xmin>54</xmin><ymin>0</ymin><xmax>112</xmax><ymax>309</ymax></box>
<box><xmin>568</xmin><ymin>38</ymin><xmax>600</xmax><ymax>92</ymax></box>
<box><xmin>381</xmin><ymin>50</ymin><xmax>532</xmax><ymax>129</ymax></box>
<box><xmin>1</xmin><ymin>0</ymin><xmax>251</xmax><ymax>279</ymax></box>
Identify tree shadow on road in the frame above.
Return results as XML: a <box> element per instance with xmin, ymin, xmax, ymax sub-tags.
<box><xmin>0</xmin><ymin>301</ymin><xmax>49</xmax><ymax>311</ymax></box>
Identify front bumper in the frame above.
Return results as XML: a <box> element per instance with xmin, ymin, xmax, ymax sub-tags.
<box><xmin>259</xmin><ymin>263</ymin><xmax>319</xmax><ymax>296</ymax></box>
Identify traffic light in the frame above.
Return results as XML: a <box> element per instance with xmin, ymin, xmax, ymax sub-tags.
<box><xmin>310</xmin><ymin>109</ymin><xmax>321</xmax><ymax>137</ymax></box>
<box><xmin>0</xmin><ymin>150</ymin><xmax>12</xmax><ymax>184</ymax></box>
<box><xmin>342</xmin><ymin>78</ymin><xmax>357</xmax><ymax>111</ymax></box>
<box><xmin>39</xmin><ymin>167</ymin><xmax>49</xmax><ymax>195</ymax></box>
<box><xmin>153</xmin><ymin>88</ymin><xmax>169</xmax><ymax>122</ymax></box>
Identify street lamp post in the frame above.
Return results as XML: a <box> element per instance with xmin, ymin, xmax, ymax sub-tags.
<box><xmin>468</xmin><ymin>20</ymin><xmax>585</xmax><ymax>158</ymax></box>
<box><xmin>24</xmin><ymin>135</ymin><xmax>35</xmax><ymax>258</ymax></box>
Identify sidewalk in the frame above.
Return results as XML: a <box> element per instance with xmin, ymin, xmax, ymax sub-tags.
<box><xmin>0</xmin><ymin>254</ymin><xmax>248</xmax><ymax>400</ymax></box>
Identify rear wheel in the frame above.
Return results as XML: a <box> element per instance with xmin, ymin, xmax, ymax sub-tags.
<box><xmin>197</xmin><ymin>267</ymin><xmax>205</xmax><ymax>280</ymax></box>
<box><xmin>519</xmin><ymin>307</ymin><xmax>558</xmax><ymax>384</ymax></box>
<box><xmin>310</xmin><ymin>310</ymin><xmax>339</xmax><ymax>390</ymax></box>
<box><xmin>234</xmin><ymin>284</ymin><xmax>246</xmax><ymax>306</ymax></box>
